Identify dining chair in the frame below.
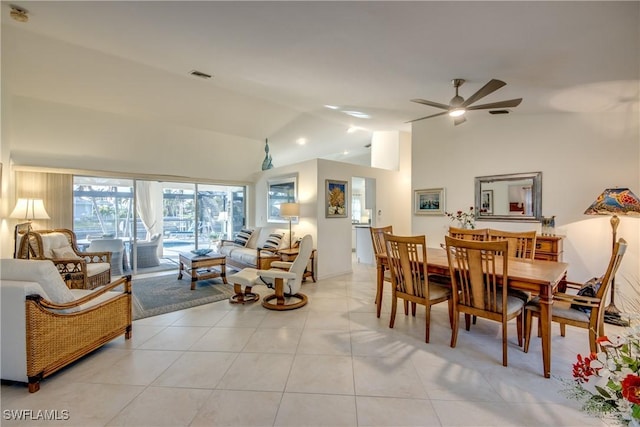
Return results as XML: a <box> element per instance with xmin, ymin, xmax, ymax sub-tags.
<box><xmin>448</xmin><ymin>226</ymin><xmax>489</xmax><ymax>241</ymax></box>
<box><xmin>384</xmin><ymin>234</ymin><xmax>453</xmax><ymax>343</ymax></box>
<box><xmin>445</xmin><ymin>236</ymin><xmax>525</xmax><ymax>366</ymax></box>
<box><xmin>370</xmin><ymin>225</ymin><xmax>393</xmax><ymax>318</ymax></box>
<box><xmin>487</xmin><ymin>229</ymin><xmax>537</xmax><ymax>260</ymax></box>
<box><xmin>524</xmin><ymin>238</ymin><xmax>627</xmax><ymax>354</ymax></box>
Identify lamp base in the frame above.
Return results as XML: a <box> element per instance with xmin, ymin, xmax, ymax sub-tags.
<box><xmin>604</xmin><ymin>304</ymin><xmax>630</xmax><ymax>327</ymax></box>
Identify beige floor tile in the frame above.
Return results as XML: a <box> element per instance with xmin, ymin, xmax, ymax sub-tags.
<box><xmin>190</xmin><ymin>327</ymin><xmax>256</xmax><ymax>352</ymax></box>
<box><xmin>191</xmin><ymin>390</ymin><xmax>282</xmax><ymax>427</ymax></box>
<box><xmin>170</xmin><ymin>306</ymin><xmax>228</xmax><ymax>327</ymax></box>
<box><xmin>297</xmin><ymin>328</ymin><xmax>352</xmax><ymax>355</ymax></box>
<box><xmin>137</xmin><ymin>326</ymin><xmax>209</xmax><ymax>350</ymax></box>
<box><xmin>286</xmin><ymin>354</ymin><xmax>355</xmax><ymax>394</ymax></box>
<box><xmin>356</xmin><ymin>396</ymin><xmax>440</xmax><ymax>426</ymax></box>
<box><xmin>258</xmin><ymin>310</ymin><xmax>309</xmax><ymax>329</ymax></box>
<box><xmin>242</xmin><ymin>327</ymin><xmax>302</xmax><ymax>353</ymax></box>
<box><xmin>82</xmin><ymin>350</ymin><xmax>182</xmax><ymax>386</ymax></box>
<box><xmin>217</xmin><ymin>353</ymin><xmax>294</xmax><ymax>392</ymax></box>
<box><xmin>274</xmin><ymin>393</ymin><xmax>357</xmax><ymax>426</ymax></box>
<box><xmin>152</xmin><ymin>351</ymin><xmax>238</xmax><ymax>388</ymax></box>
<box><xmin>304</xmin><ymin>310</ymin><xmax>351</xmax><ymax>330</ymax></box>
<box><xmin>353</xmin><ymin>355</ymin><xmax>428</xmax><ymax>399</ymax></box>
<box><xmin>105</xmin><ymin>386</ymin><xmax>212</xmax><ymax>426</ymax></box>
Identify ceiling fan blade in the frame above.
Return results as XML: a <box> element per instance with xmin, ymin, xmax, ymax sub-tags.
<box><xmin>405</xmin><ymin>111</ymin><xmax>448</xmax><ymax>123</ymax></box>
<box><xmin>467</xmin><ymin>98</ymin><xmax>523</xmax><ymax>110</ymax></box>
<box><xmin>411</xmin><ymin>98</ymin><xmax>450</xmax><ymax>110</ymax></box>
<box><xmin>461</xmin><ymin>79</ymin><xmax>506</xmax><ymax>108</ymax></box>
<box><xmin>453</xmin><ymin>116</ymin><xmax>467</xmax><ymax>126</ymax></box>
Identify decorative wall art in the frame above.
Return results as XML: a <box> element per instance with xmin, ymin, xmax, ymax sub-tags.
<box><xmin>414</xmin><ymin>188</ymin><xmax>445</xmax><ymax>215</ymax></box>
<box><xmin>326</xmin><ymin>179</ymin><xmax>348</xmax><ymax>218</ymax></box>
<box><xmin>480</xmin><ymin>189</ymin><xmax>493</xmax><ymax>214</ymax></box>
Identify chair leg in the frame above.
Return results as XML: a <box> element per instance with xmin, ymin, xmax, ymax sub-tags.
<box><xmin>389</xmin><ymin>293</ymin><xmax>398</xmax><ymax>329</ymax></box>
<box><xmin>524</xmin><ymin>310</ymin><xmax>533</xmax><ymax>353</ymax></box>
<box><xmin>403</xmin><ymin>300</ymin><xmax>409</xmax><ymax>316</ymax></box>
<box><xmin>588</xmin><ymin>328</ymin><xmax>597</xmax><ymax>354</ymax></box>
<box><xmin>424</xmin><ymin>305</ymin><xmax>431</xmax><ymax>343</ymax></box>
<box><xmin>375</xmin><ymin>270</ymin><xmax>384</xmax><ymax>318</ymax></box>
<box><xmin>502</xmin><ymin>321</ymin><xmax>508</xmax><ymax>367</ymax></box>
<box><xmin>516</xmin><ymin>312</ymin><xmax>523</xmax><ymax>347</ymax></box>
<box><xmin>450</xmin><ymin>310</ymin><xmax>459</xmax><ymax>348</ymax></box>
<box><xmin>560</xmin><ymin>323</ymin><xmax>566</xmax><ymax>337</ymax></box>
<box><xmin>464</xmin><ymin>313</ymin><xmax>471</xmax><ymax>331</ymax></box>
<box><xmin>412</xmin><ymin>302</ymin><xmax>417</xmax><ymax>317</ymax></box>
<box><xmin>448</xmin><ymin>299</ymin><xmax>454</xmax><ymax>328</ymax></box>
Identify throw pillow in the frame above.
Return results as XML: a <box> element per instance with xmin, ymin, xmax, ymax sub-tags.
<box><xmin>52</xmin><ymin>246</ymin><xmax>81</xmax><ymax>259</ymax></box>
<box><xmin>263</xmin><ymin>233</ymin><xmax>283</xmax><ymax>250</ymax></box>
<box><xmin>570</xmin><ymin>276</ymin><xmax>603</xmax><ymax>314</ymax></box>
<box><xmin>233</xmin><ymin>228</ymin><xmax>253</xmax><ymax>247</ymax></box>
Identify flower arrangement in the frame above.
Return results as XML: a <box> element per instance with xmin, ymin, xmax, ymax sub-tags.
<box><xmin>445</xmin><ymin>206</ymin><xmax>476</xmax><ymax>229</ymax></box>
<box><xmin>564</xmin><ymin>328</ymin><xmax>640</xmax><ymax>425</ymax></box>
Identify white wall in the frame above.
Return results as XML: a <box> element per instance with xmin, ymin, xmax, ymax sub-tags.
<box><xmin>412</xmin><ymin>112</ymin><xmax>640</xmax><ymax>311</ymax></box>
<box><xmin>252</xmin><ymin>158</ymin><xmax>410</xmax><ymax>280</ymax></box>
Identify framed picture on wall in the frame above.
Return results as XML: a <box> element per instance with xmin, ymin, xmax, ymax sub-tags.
<box><xmin>414</xmin><ymin>188</ymin><xmax>445</xmax><ymax>215</ymax></box>
<box><xmin>480</xmin><ymin>189</ymin><xmax>493</xmax><ymax>214</ymax></box>
<box><xmin>325</xmin><ymin>179</ymin><xmax>348</xmax><ymax>218</ymax></box>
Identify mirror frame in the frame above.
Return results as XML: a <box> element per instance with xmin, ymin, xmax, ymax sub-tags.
<box><xmin>474</xmin><ymin>172</ymin><xmax>542</xmax><ymax>222</ymax></box>
<box><xmin>267</xmin><ymin>174</ymin><xmax>298</xmax><ymax>223</ymax></box>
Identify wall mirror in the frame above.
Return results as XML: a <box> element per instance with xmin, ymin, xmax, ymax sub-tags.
<box><xmin>267</xmin><ymin>175</ymin><xmax>297</xmax><ymax>223</ymax></box>
<box><xmin>475</xmin><ymin>172</ymin><xmax>542</xmax><ymax>222</ymax></box>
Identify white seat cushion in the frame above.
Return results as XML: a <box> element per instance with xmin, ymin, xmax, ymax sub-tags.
<box><xmin>87</xmin><ymin>262</ymin><xmax>110</xmax><ymax>277</ymax></box>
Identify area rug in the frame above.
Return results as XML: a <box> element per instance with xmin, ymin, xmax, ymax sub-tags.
<box><xmin>131</xmin><ymin>273</ymin><xmax>235</xmax><ymax>320</ymax></box>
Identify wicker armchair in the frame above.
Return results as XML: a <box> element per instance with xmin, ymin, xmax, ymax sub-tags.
<box><xmin>17</xmin><ymin>228</ymin><xmax>111</xmax><ymax>290</ymax></box>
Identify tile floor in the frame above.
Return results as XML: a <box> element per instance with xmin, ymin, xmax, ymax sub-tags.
<box><xmin>1</xmin><ymin>261</ymin><xmax>617</xmax><ymax>426</ymax></box>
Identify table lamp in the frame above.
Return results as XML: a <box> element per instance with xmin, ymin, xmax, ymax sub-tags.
<box><xmin>280</xmin><ymin>202</ymin><xmax>299</xmax><ymax>249</ymax></box>
<box><xmin>10</xmin><ymin>198</ymin><xmax>50</xmax><ymax>258</ymax></box>
<box><xmin>584</xmin><ymin>187</ymin><xmax>640</xmax><ymax>326</ymax></box>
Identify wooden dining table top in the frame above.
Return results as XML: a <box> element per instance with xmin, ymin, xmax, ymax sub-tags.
<box><xmin>378</xmin><ymin>247</ymin><xmax>568</xmax><ymax>292</ymax></box>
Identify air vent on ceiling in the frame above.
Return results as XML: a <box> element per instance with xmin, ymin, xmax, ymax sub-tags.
<box><xmin>364</xmin><ymin>143</ymin><xmax>371</xmax><ymax>148</ymax></box>
<box><xmin>189</xmin><ymin>70</ymin><xmax>212</xmax><ymax>79</ymax></box>
<box><xmin>489</xmin><ymin>110</ymin><xmax>510</xmax><ymax>115</ymax></box>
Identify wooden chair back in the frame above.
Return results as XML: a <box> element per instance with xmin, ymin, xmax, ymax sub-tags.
<box><xmin>370</xmin><ymin>225</ymin><xmax>393</xmax><ymax>257</ymax></box>
<box><xmin>448</xmin><ymin>226</ymin><xmax>488</xmax><ymax>241</ymax></box>
<box><xmin>488</xmin><ymin>229</ymin><xmax>537</xmax><ymax>260</ymax></box>
<box><xmin>445</xmin><ymin>236</ymin><xmax>524</xmax><ymax>366</ymax></box>
<box><xmin>385</xmin><ymin>233</ymin><xmax>452</xmax><ymax>343</ymax></box>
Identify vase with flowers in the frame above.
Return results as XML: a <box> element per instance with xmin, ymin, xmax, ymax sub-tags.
<box><xmin>445</xmin><ymin>207</ymin><xmax>476</xmax><ymax>229</ymax></box>
<box><xmin>563</xmin><ymin>328</ymin><xmax>640</xmax><ymax>425</ymax></box>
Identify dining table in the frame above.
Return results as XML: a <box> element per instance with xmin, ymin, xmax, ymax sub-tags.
<box><xmin>376</xmin><ymin>247</ymin><xmax>569</xmax><ymax>378</ymax></box>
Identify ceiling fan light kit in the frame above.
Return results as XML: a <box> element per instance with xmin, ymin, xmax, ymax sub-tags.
<box><xmin>409</xmin><ymin>78</ymin><xmax>522</xmax><ymax>125</ymax></box>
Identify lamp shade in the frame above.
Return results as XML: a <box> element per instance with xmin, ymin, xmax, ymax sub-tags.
<box><xmin>584</xmin><ymin>188</ymin><xmax>640</xmax><ymax>216</ymax></box>
<box><xmin>9</xmin><ymin>198</ymin><xmax>50</xmax><ymax>220</ymax></box>
<box><xmin>280</xmin><ymin>202</ymin><xmax>300</xmax><ymax>218</ymax></box>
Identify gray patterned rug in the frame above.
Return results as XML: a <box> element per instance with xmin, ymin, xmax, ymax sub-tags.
<box><xmin>131</xmin><ymin>273</ymin><xmax>235</xmax><ymax>320</ymax></box>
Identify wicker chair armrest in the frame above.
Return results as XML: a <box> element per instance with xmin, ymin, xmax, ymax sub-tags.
<box><xmin>79</xmin><ymin>251</ymin><xmax>111</xmax><ymax>264</ymax></box>
<box><xmin>553</xmin><ymin>291</ymin><xmax>601</xmax><ymax>308</ymax></box>
<box><xmin>28</xmin><ymin>276</ymin><xmax>131</xmax><ymax>310</ymax></box>
<box><xmin>53</xmin><ymin>258</ymin><xmax>87</xmax><ymax>274</ymax></box>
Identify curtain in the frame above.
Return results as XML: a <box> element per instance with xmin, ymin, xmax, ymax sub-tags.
<box><xmin>135</xmin><ymin>180</ymin><xmax>161</xmax><ymax>240</ymax></box>
<box><xmin>14</xmin><ymin>171</ymin><xmax>72</xmax><ymax>230</ymax></box>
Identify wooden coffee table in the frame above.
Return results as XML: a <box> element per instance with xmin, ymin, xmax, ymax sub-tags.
<box><xmin>178</xmin><ymin>252</ymin><xmax>227</xmax><ymax>290</ymax></box>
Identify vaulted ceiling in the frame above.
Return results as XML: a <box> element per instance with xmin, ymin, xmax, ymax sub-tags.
<box><xmin>2</xmin><ymin>1</ymin><xmax>638</xmax><ymax>166</ymax></box>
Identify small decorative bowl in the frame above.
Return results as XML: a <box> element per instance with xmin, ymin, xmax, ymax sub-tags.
<box><xmin>191</xmin><ymin>249</ymin><xmax>212</xmax><ymax>256</ymax></box>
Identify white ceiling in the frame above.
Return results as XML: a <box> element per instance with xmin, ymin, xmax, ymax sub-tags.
<box><xmin>2</xmin><ymin>1</ymin><xmax>639</xmax><ymax>166</ymax></box>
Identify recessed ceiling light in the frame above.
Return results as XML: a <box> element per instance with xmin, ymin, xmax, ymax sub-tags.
<box><xmin>343</xmin><ymin>111</ymin><xmax>370</xmax><ymax>119</ymax></box>
<box><xmin>296</xmin><ymin>138</ymin><xmax>307</xmax><ymax>145</ymax></box>
<box><xmin>324</xmin><ymin>105</ymin><xmax>340</xmax><ymax>110</ymax></box>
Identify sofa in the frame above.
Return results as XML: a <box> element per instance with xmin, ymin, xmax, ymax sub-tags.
<box><xmin>0</xmin><ymin>259</ymin><xmax>132</xmax><ymax>392</ymax></box>
<box><xmin>219</xmin><ymin>227</ymin><xmax>291</xmax><ymax>271</ymax></box>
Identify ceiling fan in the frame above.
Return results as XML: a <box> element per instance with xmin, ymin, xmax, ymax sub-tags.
<box><xmin>408</xmin><ymin>78</ymin><xmax>522</xmax><ymax>125</ymax></box>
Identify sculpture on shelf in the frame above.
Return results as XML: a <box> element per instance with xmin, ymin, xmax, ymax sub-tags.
<box><xmin>262</xmin><ymin>138</ymin><xmax>273</xmax><ymax>170</ymax></box>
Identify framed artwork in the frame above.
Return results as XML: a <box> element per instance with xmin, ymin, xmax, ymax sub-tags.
<box><xmin>267</xmin><ymin>175</ymin><xmax>297</xmax><ymax>223</ymax></box>
<box><xmin>414</xmin><ymin>188</ymin><xmax>445</xmax><ymax>215</ymax></box>
<box><xmin>480</xmin><ymin>189</ymin><xmax>493</xmax><ymax>214</ymax></box>
<box><xmin>325</xmin><ymin>179</ymin><xmax>348</xmax><ymax>218</ymax></box>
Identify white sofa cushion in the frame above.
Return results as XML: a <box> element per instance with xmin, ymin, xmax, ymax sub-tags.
<box><xmin>52</xmin><ymin>246</ymin><xmax>81</xmax><ymax>259</ymax></box>
<box><xmin>0</xmin><ymin>259</ymin><xmax>76</xmax><ymax>304</ymax></box>
<box><xmin>40</xmin><ymin>232</ymin><xmax>71</xmax><ymax>258</ymax></box>
<box><xmin>87</xmin><ymin>262</ymin><xmax>111</xmax><ymax>276</ymax></box>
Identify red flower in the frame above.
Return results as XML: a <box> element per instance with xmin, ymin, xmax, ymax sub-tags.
<box><xmin>621</xmin><ymin>374</ymin><xmax>640</xmax><ymax>404</ymax></box>
<box><xmin>572</xmin><ymin>353</ymin><xmax>599</xmax><ymax>383</ymax></box>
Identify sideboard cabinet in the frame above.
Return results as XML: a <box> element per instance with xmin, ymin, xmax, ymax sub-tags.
<box><xmin>535</xmin><ymin>235</ymin><xmax>564</xmax><ymax>261</ymax></box>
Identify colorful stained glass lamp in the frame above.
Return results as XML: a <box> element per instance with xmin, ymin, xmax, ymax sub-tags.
<box><xmin>584</xmin><ymin>187</ymin><xmax>640</xmax><ymax>326</ymax></box>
